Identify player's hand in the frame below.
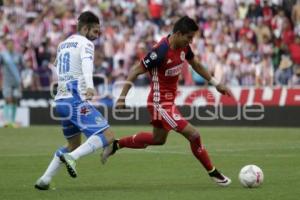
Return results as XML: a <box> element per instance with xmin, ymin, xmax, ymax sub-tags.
<box><xmin>216</xmin><ymin>84</ymin><xmax>233</xmax><ymax>97</ymax></box>
<box><xmin>85</xmin><ymin>88</ymin><xmax>95</xmax><ymax>100</ymax></box>
<box><xmin>115</xmin><ymin>98</ymin><xmax>126</xmax><ymax>110</ymax></box>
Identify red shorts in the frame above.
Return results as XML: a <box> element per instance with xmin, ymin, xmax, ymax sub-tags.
<box><xmin>147</xmin><ymin>102</ymin><xmax>188</xmax><ymax>132</ymax></box>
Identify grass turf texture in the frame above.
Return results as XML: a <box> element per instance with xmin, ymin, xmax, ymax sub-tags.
<box><xmin>0</xmin><ymin>126</ymin><xmax>299</xmax><ymax>200</ymax></box>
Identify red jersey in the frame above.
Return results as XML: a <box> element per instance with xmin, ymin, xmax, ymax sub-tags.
<box><xmin>141</xmin><ymin>36</ymin><xmax>194</xmax><ymax>104</ymax></box>
<box><xmin>289</xmin><ymin>42</ymin><xmax>300</xmax><ymax>64</ymax></box>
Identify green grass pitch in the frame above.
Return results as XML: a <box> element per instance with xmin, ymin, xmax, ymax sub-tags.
<box><xmin>0</xmin><ymin>126</ymin><xmax>299</xmax><ymax>200</ymax></box>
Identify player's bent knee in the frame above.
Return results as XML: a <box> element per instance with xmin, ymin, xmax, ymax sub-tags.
<box><xmin>188</xmin><ymin>132</ymin><xmax>200</xmax><ymax>143</ymax></box>
<box><xmin>153</xmin><ymin>138</ymin><xmax>166</xmax><ymax>145</ymax></box>
<box><xmin>103</xmin><ymin>128</ymin><xmax>115</xmax><ymax>144</ymax></box>
<box><xmin>67</xmin><ymin>143</ymin><xmax>80</xmax><ymax>151</ymax></box>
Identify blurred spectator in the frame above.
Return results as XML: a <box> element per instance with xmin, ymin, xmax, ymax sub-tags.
<box><xmin>223</xmin><ymin>62</ymin><xmax>240</xmax><ymax>86</ymax></box>
<box><xmin>288</xmin><ymin>32</ymin><xmax>300</xmax><ymax>70</ymax></box>
<box><xmin>271</xmin><ymin>7</ymin><xmax>287</xmax><ymax>39</ymax></box>
<box><xmin>214</xmin><ymin>55</ymin><xmax>228</xmax><ymax>84</ymax></box>
<box><xmin>221</xmin><ymin>0</ymin><xmax>237</xmax><ymax>19</ymax></box>
<box><xmin>255</xmin><ymin>53</ymin><xmax>274</xmax><ymax>86</ymax></box>
<box><xmin>82</xmin><ymin>0</ymin><xmax>102</xmax><ymax>19</ymax></box>
<box><xmin>254</xmin><ymin>17</ymin><xmax>272</xmax><ymax>44</ymax></box>
<box><xmin>112</xmin><ymin>59</ymin><xmax>128</xmax><ymax>82</ymax></box>
<box><xmin>281</xmin><ymin>19</ymin><xmax>295</xmax><ymax>47</ymax></box>
<box><xmin>292</xmin><ymin>0</ymin><xmax>300</xmax><ymax>29</ymax></box>
<box><xmin>246</xmin><ymin>2</ymin><xmax>262</xmax><ymax>22</ymax></box>
<box><xmin>0</xmin><ymin>7</ymin><xmax>5</xmax><ymax>34</ymax></box>
<box><xmin>258</xmin><ymin>34</ymin><xmax>273</xmax><ymax>55</ymax></box>
<box><xmin>23</xmin><ymin>43</ymin><xmax>38</xmax><ymax>69</ymax></box>
<box><xmin>0</xmin><ymin>37</ymin><xmax>23</xmax><ymax>127</ymax></box>
<box><xmin>35</xmin><ymin>61</ymin><xmax>52</xmax><ymax>90</ymax></box>
<box><xmin>214</xmin><ymin>37</ymin><xmax>228</xmax><ymax>60</ymax></box>
<box><xmin>226</xmin><ymin>44</ymin><xmax>242</xmax><ymax>69</ymax></box>
<box><xmin>237</xmin><ymin>2</ymin><xmax>249</xmax><ymax>20</ymax></box>
<box><xmin>36</xmin><ymin>38</ymin><xmax>52</xmax><ymax>67</ymax></box>
<box><xmin>46</xmin><ymin>20</ymin><xmax>63</xmax><ymax>52</ymax></box>
<box><xmin>24</xmin><ymin>14</ymin><xmax>46</xmax><ymax>48</ymax></box>
<box><xmin>275</xmin><ymin>54</ymin><xmax>293</xmax><ymax>85</ymax></box>
<box><xmin>261</xmin><ymin>0</ymin><xmax>273</xmax><ymax>26</ymax></box>
<box><xmin>148</xmin><ymin>0</ymin><xmax>164</xmax><ymax>28</ymax></box>
<box><xmin>238</xmin><ymin>19</ymin><xmax>255</xmax><ymax>42</ymax></box>
<box><xmin>202</xmin><ymin>40</ymin><xmax>218</xmax><ymax>74</ymax></box>
<box><xmin>239</xmin><ymin>54</ymin><xmax>256</xmax><ymax>86</ymax></box>
<box><xmin>21</xmin><ymin>59</ymin><xmax>35</xmax><ymax>90</ymax></box>
<box><xmin>283</xmin><ymin>0</ymin><xmax>298</xmax><ymax>19</ymax></box>
<box><xmin>290</xmin><ymin>65</ymin><xmax>300</xmax><ymax>85</ymax></box>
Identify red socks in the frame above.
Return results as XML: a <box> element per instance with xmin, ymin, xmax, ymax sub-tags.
<box><xmin>118</xmin><ymin>131</ymin><xmax>214</xmax><ymax>172</ymax></box>
<box><xmin>118</xmin><ymin>132</ymin><xmax>155</xmax><ymax>149</ymax></box>
<box><xmin>189</xmin><ymin>133</ymin><xmax>214</xmax><ymax>171</ymax></box>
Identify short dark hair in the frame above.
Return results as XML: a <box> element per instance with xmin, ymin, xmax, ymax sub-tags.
<box><xmin>173</xmin><ymin>16</ymin><xmax>198</xmax><ymax>34</ymax></box>
<box><xmin>77</xmin><ymin>11</ymin><xmax>100</xmax><ymax>31</ymax></box>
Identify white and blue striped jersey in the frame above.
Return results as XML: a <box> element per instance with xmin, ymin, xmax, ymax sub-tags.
<box><xmin>55</xmin><ymin>34</ymin><xmax>94</xmax><ymax>100</ymax></box>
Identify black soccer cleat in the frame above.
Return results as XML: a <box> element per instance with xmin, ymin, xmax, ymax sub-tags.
<box><xmin>59</xmin><ymin>153</ymin><xmax>77</xmax><ymax>178</ymax></box>
<box><xmin>111</xmin><ymin>139</ymin><xmax>119</xmax><ymax>155</ymax></box>
<box><xmin>34</xmin><ymin>178</ymin><xmax>50</xmax><ymax>190</ymax></box>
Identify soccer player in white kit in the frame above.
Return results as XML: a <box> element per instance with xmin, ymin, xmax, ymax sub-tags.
<box><xmin>35</xmin><ymin>11</ymin><xmax>116</xmax><ymax>190</ymax></box>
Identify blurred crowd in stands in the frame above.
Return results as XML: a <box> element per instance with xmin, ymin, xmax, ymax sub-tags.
<box><xmin>1</xmin><ymin>0</ymin><xmax>300</xmax><ymax>93</ymax></box>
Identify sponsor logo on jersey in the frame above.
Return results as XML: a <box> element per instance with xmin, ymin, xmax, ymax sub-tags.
<box><xmin>173</xmin><ymin>113</ymin><xmax>181</xmax><ymax>121</ymax></box>
<box><xmin>165</xmin><ymin>63</ymin><xmax>183</xmax><ymax>76</ymax></box>
<box><xmin>180</xmin><ymin>51</ymin><xmax>185</xmax><ymax>61</ymax></box>
<box><xmin>150</xmin><ymin>52</ymin><xmax>158</xmax><ymax>60</ymax></box>
<box><xmin>80</xmin><ymin>106</ymin><xmax>91</xmax><ymax>116</ymax></box>
<box><xmin>143</xmin><ymin>59</ymin><xmax>150</xmax><ymax>68</ymax></box>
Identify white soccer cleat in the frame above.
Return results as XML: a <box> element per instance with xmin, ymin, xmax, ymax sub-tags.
<box><xmin>209</xmin><ymin>168</ymin><xmax>232</xmax><ymax>187</ymax></box>
<box><xmin>211</xmin><ymin>174</ymin><xmax>232</xmax><ymax>187</ymax></box>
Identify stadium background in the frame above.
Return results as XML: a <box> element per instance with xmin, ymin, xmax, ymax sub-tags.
<box><xmin>1</xmin><ymin>1</ymin><xmax>300</xmax><ymax>200</ymax></box>
<box><xmin>0</xmin><ymin>0</ymin><xmax>300</xmax><ymax>126</ymax></box>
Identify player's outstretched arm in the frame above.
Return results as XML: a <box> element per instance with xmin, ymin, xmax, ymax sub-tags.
<box><xmin>116</xmin><ymin>63</ymin><xmax>147</xmax><ymax>109</ymax></box>
<box><xmin>187</xmin><ymin>58</ymin><xmax>232</xmax><ymax>97</ymax></box>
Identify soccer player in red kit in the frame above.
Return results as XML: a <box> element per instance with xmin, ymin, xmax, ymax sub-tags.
<box><xmin>102</xmin><ymin>16</ymin><xmax>232</xmax><ymax>186</ymax></box>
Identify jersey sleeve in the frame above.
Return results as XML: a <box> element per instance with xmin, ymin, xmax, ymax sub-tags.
<box><xmin>80</xmin><ymin>40</ymin><xmax>95</xmax><ymax>89</ymax></box>
<box><xmin>80</xmin><ymin>40</ymin><xmax>95</xmax><ymax>61</ymax></box>
<box><xmin>185</xmin><ymin>45</ymin><xmax>194</xmax><ymax>60</ymax></box>
<box><xmin>141</xmin><ymin>41</ymin><xmax>168</xmax><ymax>69</ymax></box>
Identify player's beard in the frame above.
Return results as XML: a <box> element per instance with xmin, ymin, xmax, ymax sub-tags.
<box><xmin>86</xmin><ymin>29</ymin><xmax>96</xmax><ymax>41</ymax></box>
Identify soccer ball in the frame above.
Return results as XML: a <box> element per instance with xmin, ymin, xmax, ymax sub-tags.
<box><xmin>239</xmin><ymin>165</ymin><xmax>264</xmax><ymax>188</ymax></box>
